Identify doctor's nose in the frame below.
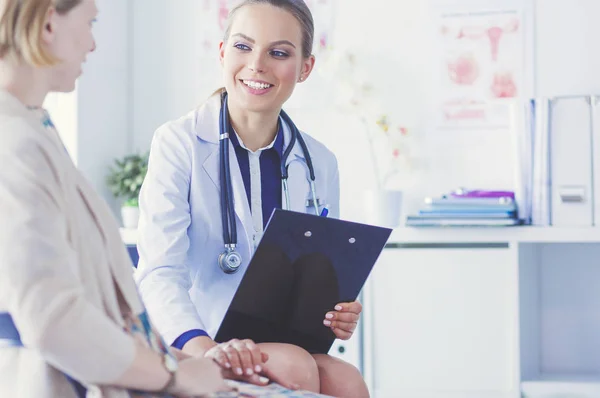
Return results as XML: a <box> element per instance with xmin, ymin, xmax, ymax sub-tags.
<box><xmin>247</xmin><ymin>54</ymin><xmax>266</xmax><ymax>73</ymax></box>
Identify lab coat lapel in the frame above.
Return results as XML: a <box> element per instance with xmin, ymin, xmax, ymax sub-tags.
<box><xmin>202</xmin><ymin>137</ymin><xmax>252</xmax><ymax>250</ymax></box>
<box><xmin>281</xmin><ymin>117</ymin><xmax>311</xmax><ymax>214</ymax></box>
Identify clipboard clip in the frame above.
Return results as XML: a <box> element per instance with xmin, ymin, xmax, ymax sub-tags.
<box><xmin>305</xmin><ymin>198</ymin><xmax>324</xmax><ymax>208</ymax></box>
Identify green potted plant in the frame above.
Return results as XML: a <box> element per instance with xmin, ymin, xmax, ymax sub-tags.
<box><xmin>106</xmin><ymin>152</ymin><xmax>149</xmax><ymax>229</ymax></box>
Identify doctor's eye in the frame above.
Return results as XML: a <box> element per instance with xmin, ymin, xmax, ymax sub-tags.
<box><xmin>234</xmin><ymin>43</ymin><xmax>251</xmax><ymax>51</ymax></box>
<box><xmin>270</xmin><ymin>50</ymin><xmax>289</xmax><ymax>59</ymax></box>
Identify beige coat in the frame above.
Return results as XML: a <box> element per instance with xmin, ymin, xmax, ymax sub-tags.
<box><xmin>0</xmin><ymin>90</ymin><xmax>145</xmax><ymax>397</ymax></box>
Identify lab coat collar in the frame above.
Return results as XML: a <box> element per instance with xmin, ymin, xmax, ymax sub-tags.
<box><xmin>194</xmin><ymin>92</ymin><xmax>306</xmax><ymax>166</ymax></box>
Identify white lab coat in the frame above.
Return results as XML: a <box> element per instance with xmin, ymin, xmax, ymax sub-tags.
<box><xmin>135</xmin><ymin>93</ymin><xmax>340</xmax><ymax>344</ymax></box>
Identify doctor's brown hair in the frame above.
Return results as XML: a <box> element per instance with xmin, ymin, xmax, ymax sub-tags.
<box><xmin>223</xmin><ymin>0</ymin><xmax>315</xmax><ymax>59</ymax></box>
<box><xmin>0</xmin><ymin>0</ymin><xmax>82</xmax><ymax>66</ymax></box>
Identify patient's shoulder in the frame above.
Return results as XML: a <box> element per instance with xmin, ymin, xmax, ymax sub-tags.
<box><xmin>0</xmin><ymin>116</ymin><xmax>63</xmax><ymax>184</ymax></box>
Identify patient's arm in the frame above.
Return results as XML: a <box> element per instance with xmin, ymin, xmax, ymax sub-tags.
<box><xmin>169</xmin><ymin>347</ymin><xmax>191</xmax><ymax>361</ymax></box>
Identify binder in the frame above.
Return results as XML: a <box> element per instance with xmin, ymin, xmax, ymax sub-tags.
<box><xmin>592</xmin><ymin>96</ymin><xmax>600</xmax><ymax>226</ymax></box>
<box><xmin>549</xmin><ymin>96</ymin><xmax>594</xmax><ymax>226</ymax></box>
<box><xmin>531</xmin><ymin>98</ymin><xmax>552</xmax><ymax>226</ymax></box>
<box><xmin>215</xmin><ymin>209</ymin><xmax>392</xmax><ymax>354</ymax></box>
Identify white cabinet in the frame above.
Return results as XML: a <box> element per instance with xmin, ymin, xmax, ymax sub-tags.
<box><xmin>365</xmin><ymin>244</ymin><xmax>519</xmax><ymax>398</ymax></box>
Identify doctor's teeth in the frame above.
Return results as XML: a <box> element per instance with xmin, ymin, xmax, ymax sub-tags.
<box><xmin>243</xmin><ymin>80</ymin><xmax>271</xmax><ymax>89</ymax></box>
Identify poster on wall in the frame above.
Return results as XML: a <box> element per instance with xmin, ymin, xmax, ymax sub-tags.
<box><xmin>437</xmin><ymin>9</ymin><xmax>525</xmax><ymax>129</ymax></box>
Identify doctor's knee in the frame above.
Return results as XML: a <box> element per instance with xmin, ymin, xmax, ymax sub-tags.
<box><xmin>259</xmin><ymin>343</ymin><xmax>320</xmax><ymax>392</ymax></box>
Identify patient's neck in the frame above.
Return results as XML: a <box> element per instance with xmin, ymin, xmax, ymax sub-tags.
<box><xmin>0</xmin><ymin>60</ymin><xmax>48</xmax><ymax>108</ymax></box>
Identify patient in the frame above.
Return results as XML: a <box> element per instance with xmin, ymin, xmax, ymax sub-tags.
<box><xmin>0</xmin><ymin>0</ymin><xmax>228</xmax><ymax>396</ymax></box>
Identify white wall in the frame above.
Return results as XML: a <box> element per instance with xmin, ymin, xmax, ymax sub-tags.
<box><xmin>46</xmin><ymin>0</ymin><xmax>132</xmax><ymax>214</ymax></box>
<box><xmin>535</xmin><ymin>0</ymin><xmax>600</xmax><ymax>97</ymax></box>
<box><xmin>131</xmin><ymin>0</ymin><xmax>223</xmax><ymax>152</ymax></box>
<box><xmin>129</xmin><ymin>0</ymin><xmax>533</xmax><ymax>223</ymax></box>
<box><xmin>77</xmin><ymin>0</ymin><xmax>132</xmax><ymax>211</ymax></box>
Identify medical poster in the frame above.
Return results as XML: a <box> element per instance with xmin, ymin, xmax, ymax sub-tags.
<box><xmin>437</xmin><ymin>10</ymin><xmax>525</xmax><ymax>129</ymax></box>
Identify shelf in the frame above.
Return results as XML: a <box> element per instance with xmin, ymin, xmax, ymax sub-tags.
<box><xmin>119</xmin><ymin>228</ymin><xmax>138</xmax><ymax>245</ymax></box>
<box><xmin>121</xmin><ymin>226</ymin><xmax>600</xmax><ymax>246</ymax></box>
<box><xmin>388</xmin><ymin>226</ymin><xmax>600</xmax><ymax>244</ymax></box>
<box><xmin>522</xmin><ymin>375</ymin><xmax>600</xmax><ymax>398</ymax></box>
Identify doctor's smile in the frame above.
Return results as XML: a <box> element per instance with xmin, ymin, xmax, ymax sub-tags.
<box><xmin>240</xmin><ymin>79</ymin><xmax>274</xmax><ymax>94</ymax></box>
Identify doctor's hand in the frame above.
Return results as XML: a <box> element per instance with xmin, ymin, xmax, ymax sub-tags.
<box><xmin>206</xmin><ymin>339</ymin><xmax>301</xmax><ymax>390</ymax></box>
<box><xmin>324</xmin><ymin>301</ymin><xmax>362</xmax><ymax>340</ymax></box>
<box><xmin>203</xmin><ymin>339</ymin><xmax>278</xmax><ymax>387</ymax></box>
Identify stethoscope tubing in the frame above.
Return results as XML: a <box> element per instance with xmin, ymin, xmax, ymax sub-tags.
<box><xmin>218</xmin><ymin>92</ymin><xmax>319</xmax><ymax>273</ymax></box>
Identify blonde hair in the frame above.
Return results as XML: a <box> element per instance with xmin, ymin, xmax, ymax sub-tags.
<box><xmin>0</xmin><ymin>0</ymin><xmax>82</xmax><ymax>66</ymax></box>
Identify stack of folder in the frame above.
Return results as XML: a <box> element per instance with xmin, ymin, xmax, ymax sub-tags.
<box><xmin>406</xmin><ymin>189</ymin><xmax>521</xmax><ymax>227</ymax></box>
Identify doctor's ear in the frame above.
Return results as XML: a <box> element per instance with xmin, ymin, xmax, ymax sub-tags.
<box><xmin>219</xmin><ymin>41</ymin><xmax>225</xmax><ymax>65</ymax></box>
<box><xmin>298</xmin><ymin>55</ymin><xmax>316</xmax><ymax>83</ymax></box>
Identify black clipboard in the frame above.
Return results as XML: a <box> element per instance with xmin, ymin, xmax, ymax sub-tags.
<box><xmin>215</xmin><ymin>209</ymin><xmax>392</xmax><ymax>354</ymax></box>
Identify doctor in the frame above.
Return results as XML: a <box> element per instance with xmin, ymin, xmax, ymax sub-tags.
<box><xmin>135</xmin><ymin>0</ymin><xmax>368</xmax><ymax>396</ymax></box>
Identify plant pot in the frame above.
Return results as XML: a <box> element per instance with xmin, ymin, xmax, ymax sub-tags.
<box><xmin>121</xmin><ymin>206</ymin><xmax>140</xmax><ymax>229</ymax></box>
<box><xmin>363</xmin><ymin>189</ymin><xmax>403</xmax><ymax>228</ymax></box>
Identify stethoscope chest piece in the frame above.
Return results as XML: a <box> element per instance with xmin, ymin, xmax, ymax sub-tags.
<box><xmin>218</xmin><ymin>246</ymin><xmax>243</xmax><ymax>274</ymax></box>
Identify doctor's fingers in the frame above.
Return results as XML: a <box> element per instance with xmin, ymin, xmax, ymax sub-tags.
<box><xmin>327</xmin><ymin>319</ymin><xmax>358</xmax><ymax>339</ymax></box>
<box><xmin>219</xmin><ymin>345</ymin><xmax>244</xmax><ymax>376</ymax></box>
<box><xmin>230</xmin><ymin>339</ymin><xmax>262</xmax><ymax>376</ymax></box>
<box><xmin>237</xmin><ymin>339</ymin><xmax>265</xmax><ymax>374</ymax></box>
<box><xmin>331</xmin><ymin>324</ymin><xmax>356</xmax><ymax>340</ymax></box>
<box><xmin>324</xmin><ymin>311</ymin><xmax>360</xmax><ymax>325</ymax></box>
<box><xmin>335</xmin><ymin>300</ymin><xmax>363</xmax><ymax>315</ymax></box>
<box><xmin>208</xmin><ymin>347</ymin><xmax>233</xmax><ymax>370</ymax></box>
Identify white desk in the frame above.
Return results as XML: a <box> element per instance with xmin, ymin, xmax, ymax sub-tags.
<box><xmin>363</xmin><ymin>226</ymin><xmax>600</xmax><ymax>398</ymax></box>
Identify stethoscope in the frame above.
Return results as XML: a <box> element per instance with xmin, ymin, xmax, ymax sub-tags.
<box><xmin>218</xmin><ymin>92</ymin><xmax>319</xmax><ymax>274</ymax></box>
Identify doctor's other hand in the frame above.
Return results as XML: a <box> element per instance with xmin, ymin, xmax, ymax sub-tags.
<box><xmin>324</xmin><ymin>301</ymin><xmax>362</xmax><ymax>340</ymax></box>
<box><xmin>204</xmin><ymin>339</ymin><xmax>269</xmax><ymax>385</ymax></box>
<box><xmin>170</xmin><ymin>356</ymin><xmax>231</xmax><ymax>397</ymax></box>
<box><xmin>205</xmin><ymin>339</ymin><xmax>301</xmax><ymax>390</ymax></box>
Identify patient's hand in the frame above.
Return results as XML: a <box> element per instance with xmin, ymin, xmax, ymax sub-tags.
<box><xmin>324</xmin><ymin>301</ymin><xmax>362</xmax><ymax>340</ymax></box>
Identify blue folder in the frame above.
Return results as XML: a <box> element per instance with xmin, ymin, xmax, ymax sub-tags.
<box><xmin>215</xmin><ymin>209</ymin><xmax>392</xmax><ymax>354</ymax></box>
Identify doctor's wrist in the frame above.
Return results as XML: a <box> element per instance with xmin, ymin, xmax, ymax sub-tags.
<box><xmin>182</xmin><ymin>335</ymin><xmax>217</xmax><ymax>357</ymax></box>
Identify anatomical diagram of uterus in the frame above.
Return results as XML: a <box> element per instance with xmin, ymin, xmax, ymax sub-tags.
<box><xmin>447</xmin><ymin>53</ymin><xmax>480</xmax><ymax>85</ymax></box>
<box><xmin>444</xmin><ymin>18</ymin><xmax>519</xmax><ymax>62</ymax></box>
<box><xmin>442</xmin><ymin>17</ymin><xmax>519</xmax><ymax>97</ymax></box>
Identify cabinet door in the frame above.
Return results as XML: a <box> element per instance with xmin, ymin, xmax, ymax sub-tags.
<box><xmin>367</xmin><ymin>246</ymin><xmax>518</xmax><ymax>397</ymax></box>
